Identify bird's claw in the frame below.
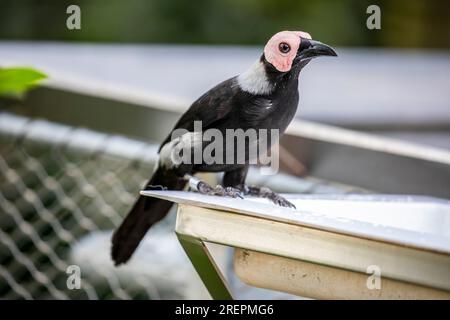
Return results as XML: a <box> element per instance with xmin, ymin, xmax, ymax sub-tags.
<box><xmin>224</xmin><ymin>186</ymin><xmax>244</xmax><ymax>199</ymax></box>
<box><xmin>247</xmin><ymin>186</ymin><xmax>296</xmax><ymax>209</ymax></box>
<box><xmin>264</xmin><ymin>189</ymin><xmax>296</xmax><ymax>208</ymax></box>
<box><xmin>188</xmin><ymin>177</ymin><xmax>293</xmax><ymax>207</ymax></box>
<box><xmin>197</xmin><ymin>182</ymin><xmax>244</xmax><ymax>199</ymax></box>
<box><xmin>272</xmin><ymin>195</ymin><xmax>296</xmax><ymax>209</ymax></box>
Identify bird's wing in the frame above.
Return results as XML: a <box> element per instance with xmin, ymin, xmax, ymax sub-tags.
<box><xmin>159</xmin><ymin>77</ymin><xmax>239</xmax><ymax>150</ymax></box>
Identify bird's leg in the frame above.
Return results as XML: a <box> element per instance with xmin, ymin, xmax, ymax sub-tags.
<box><xmin>222</xmin><ymin>166</ymin><xmax>295</xmax><ymax>208</ymax></box>
<box><xmin>185</xmin><ymin>174</ymin><xmax>243</xmax><ymax>199</ymax></box>
<box><xmin>239</xmin><ymin>185</ymin><xmax>296</xmax><ymax>209</ymax></box>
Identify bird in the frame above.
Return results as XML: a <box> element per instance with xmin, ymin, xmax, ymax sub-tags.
<box><xmin>111</xmin><ymin>30</ymin><xmax>337</xmax><ymax>266</ymax></box>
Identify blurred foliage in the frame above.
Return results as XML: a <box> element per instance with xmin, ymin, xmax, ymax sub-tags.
<box><xmin>0</xmin><ymin>67</ymin><xmax>47</xmax><ymax>98</ymax></box>
<box><xmin>0</xmin><ymin>0</ymin><xmax>449</xmax><ymax>48</ymax></box>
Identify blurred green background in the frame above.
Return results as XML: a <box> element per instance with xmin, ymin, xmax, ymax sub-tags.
<box><xmin>0</xmin><ymin>0</ymin><xmax>449</xmax><ymax>48</ymax></box>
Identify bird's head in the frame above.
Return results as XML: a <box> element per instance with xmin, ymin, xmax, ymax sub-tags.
<box><xmin>263</xmin><ymin>30</ymin><xmax>337</xmax><ymax>73</ymax></box>
<box><xmin>238</xmin><ymin>30</ymin><xmax>337</xmax><ymax>95</ymax></box>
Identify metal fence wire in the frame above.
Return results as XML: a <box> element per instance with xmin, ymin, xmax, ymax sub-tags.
<box><xmin>0</xmin><ymin>112</ymin><xmax>174</xmax><ymax>299</ymax></box>
<box><xmin>0</xmin><ymin>112</ymin><xmax>367</xmax><ymax>300</ymax></box>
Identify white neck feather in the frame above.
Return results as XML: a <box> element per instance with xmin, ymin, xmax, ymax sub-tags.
<box><xmin>237</xmin><ymin>60</ymin><xmax>274</xmax><ymax>95</ymax></box>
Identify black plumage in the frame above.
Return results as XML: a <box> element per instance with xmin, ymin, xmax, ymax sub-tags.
<box><xmin>112</xmin><ymin>32</ymin><xmax>336</xmax><ymax>265</ymax></box>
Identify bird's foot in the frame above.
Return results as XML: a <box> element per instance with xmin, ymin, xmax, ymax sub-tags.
<box><xmin>186</xmin><ymin>175</ymin><xmax>243</xmax><ymax>199</ymax></box>
<box><xmin>198</xmin><ymin>182</ymin><xmax>244</xmax><ymax>199</ymax></box>
<box><xmin>244</xmin><ymin>186</ymin><xmax>296</xmax><ymax>209</ymax></box>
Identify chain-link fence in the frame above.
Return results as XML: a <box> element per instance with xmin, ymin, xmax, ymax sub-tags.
<box><xmin>0</xmin><ymin>112</ymin><xmax>186</xmax><ymax>299</ymax></box>
<box><xmin>0</xmin><ymin>112</ymin><xmax>368</xmax><ymax>300</ymax></box>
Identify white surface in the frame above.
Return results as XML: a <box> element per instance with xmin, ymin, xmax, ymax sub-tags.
<box><xmin>141</xmin><ymin>190</ymin><xmax>450</xmax><ymax>255</ymax></box>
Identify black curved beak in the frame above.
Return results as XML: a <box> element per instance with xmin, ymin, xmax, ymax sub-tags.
<box><xmin>296</xmin><ymin>37</ymin><xmax>337</xmax><ymax>61</ymax></box>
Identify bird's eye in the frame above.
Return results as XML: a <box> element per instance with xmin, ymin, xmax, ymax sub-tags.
<box><xmin>279</xmin><ymin>42</ymin><xmax>291</xmax><ymax>54</ymax></box>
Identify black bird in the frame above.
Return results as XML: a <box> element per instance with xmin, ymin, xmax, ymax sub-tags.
<box><xmin>112</xmin><ymin>31</ymin><xmax>337</xmax><ymax>266</ymax></box>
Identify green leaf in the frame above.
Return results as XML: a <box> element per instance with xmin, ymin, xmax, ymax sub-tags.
<box><xmin>0</xmin><ymin>67</ymin><xmax>47</xmax><ymax>98</ymax></box>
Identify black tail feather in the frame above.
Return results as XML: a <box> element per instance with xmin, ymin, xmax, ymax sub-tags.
<box><xmin>111</xmin><ymin>167</ymin><xmax>186</xmax><ymax>266</ymax></box>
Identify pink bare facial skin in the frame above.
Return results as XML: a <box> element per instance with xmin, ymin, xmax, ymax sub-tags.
<box><xmin>264</xmin><ymin>31</ymin><xmax>312</xmax><ymax>72</ymax></box>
